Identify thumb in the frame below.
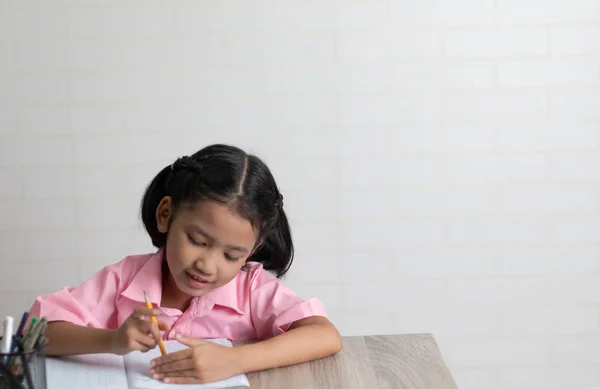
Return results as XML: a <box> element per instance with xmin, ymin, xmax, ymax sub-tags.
<box><xmin>175</xmin><ymin>333</ymin><xmax>206</xmax><ymax>347</ymax></box>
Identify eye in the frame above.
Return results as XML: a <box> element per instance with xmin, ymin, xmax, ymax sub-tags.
<box><xmin>224</xmin><ymin>254</ymin><xmax>239</xmax><ymax>262</ymax></box>
<box><xmin>187</xmin><ymin>235</ymin><xmax>206</xmax><ymax>247</ymax></box>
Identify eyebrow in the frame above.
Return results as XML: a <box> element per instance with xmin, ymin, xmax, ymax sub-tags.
<box><xmin>188</xmin><ymin>224</ymin><xmax>249</xmax><ymax>253</ymax></box>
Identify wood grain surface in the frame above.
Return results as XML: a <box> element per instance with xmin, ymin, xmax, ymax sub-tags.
<box><xmin>235</xmin><ymin>333</ymin><xmax>458</xmax><ymax>389</ymax></box>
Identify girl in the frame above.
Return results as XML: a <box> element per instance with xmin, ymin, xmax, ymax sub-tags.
<box><xmin>28</xmin><ymin>144</ymin><xmax>342</xmax><ymax>384</ymax></box>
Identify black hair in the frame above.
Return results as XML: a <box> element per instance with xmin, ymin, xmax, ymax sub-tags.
<box><xmin>140</xmin><ymin>144</ymin><xmax>293</xmax><ymax>278</ymax></box>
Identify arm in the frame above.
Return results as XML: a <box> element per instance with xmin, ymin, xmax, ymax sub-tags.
<box><xmin>44</xmin><ymin>305</ymin><xmax>170</xmax><ymax>357</ymax></box>
<box><xmin>235</xmin><ymin>316</ymin><xmax>342</xmax><ymax>373</ymax></box>
<box><xmin>149</xmin><ymin>316</ymin><xmax>342</xmax><ymax>384</ymax></box>
<box><xmin>43</xmin><ymin>322</ymin><xmax>116</xmax><ymax>356</ymax></box>
<box><xmin>242</xmin><ymin>265</ymin><xmax>341</xmax><ymax>369</ymax></box>
<box><xmin>26</xmin><ymin>262</ymin><xmax>123</xmax><ymax>355</ymax></box>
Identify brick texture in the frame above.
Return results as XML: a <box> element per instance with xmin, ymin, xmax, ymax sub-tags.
<box><xmin>0</xmin><ymin>2</ymin><xmax>599</xmax><ymax>389</ymax></box>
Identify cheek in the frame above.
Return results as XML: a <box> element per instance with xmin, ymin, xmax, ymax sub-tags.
<box><xmin>165</xmin><ymin>232</ymin><xmax>188</xmax><ymax>269</ymax></box>
<box><xmin>217</xmin><ymin>263</ymin><xmax>245</xmax><ymax>284</ymax></box>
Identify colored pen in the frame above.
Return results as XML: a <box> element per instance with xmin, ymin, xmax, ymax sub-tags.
<box><xmin>1</xmin><ymin>316</ymin><xmax>14</xmax><ymax>365</ymax></box>
<box><xmin>15</xmin><ymin>312</ymin><xmax>28</xmax><ymax>339</ymax></box>
<box><xmin>143</xmin><ymin>290</ymin><xmax>166</xmax><ymax>356</ymax></box>
<box><xmin>7</xmin><ymin>312</ymin><xmax>29</xmax><ymax>367</ymax></box>
<box><xmin>23</xmin><ymin>317</ymin><xmax>38</xmax><ymax>341</ymax></box>
<box><xmin>24</xmin><ymin>317</ymin><xmax>47</xmax><ymax>352</ymax></box>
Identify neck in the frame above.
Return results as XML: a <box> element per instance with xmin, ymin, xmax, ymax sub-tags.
<box><xmin>161</xmin><ymin>258</ymin><xmax>193</xmax><ymax>312</ymax></box>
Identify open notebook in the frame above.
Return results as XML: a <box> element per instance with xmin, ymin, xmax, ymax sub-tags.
<box><xmin>45</xmin><ymin>338</ymin><xmax>250</xmax><ymax>389</ymax></box>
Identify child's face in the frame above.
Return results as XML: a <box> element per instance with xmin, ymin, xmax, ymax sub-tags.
<box><xmin>156</xmin><ymin>198</ymin><xmax>259</xmax><ymax>298</ymax></box>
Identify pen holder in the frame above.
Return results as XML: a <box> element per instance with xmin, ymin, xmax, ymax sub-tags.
<box><xmin>0</xmin><ymin>336</ymin><xmax>47</xmax><ymax>389</ymax></box>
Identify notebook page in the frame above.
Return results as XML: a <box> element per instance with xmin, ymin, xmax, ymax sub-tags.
<box><xmin>46</xmin><ymin>353</ymin><xmax>128</xmax><ymax>389</ymax></box>
<box><xmin>124</xmin><ymin>339</ymin><xmax>250</xmax><ymax>389</ymax></box>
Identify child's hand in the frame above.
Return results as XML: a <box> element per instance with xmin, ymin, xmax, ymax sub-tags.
<box><xmin>110</xmin><ymin>306</ymin><xmax>170</xmax><ymax>355</ymax></box>
<box><xmin>149</xmin><ymin>334</ymin><xmax>241</xmax><ymax>384</ymax></box>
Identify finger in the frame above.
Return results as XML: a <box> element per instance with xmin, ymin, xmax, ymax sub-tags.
<box><xmin>157</xmin><ymin>321</ymin><xmax>171</xmax><ymax>331</ymax></box>
<box><xmin>151</xmin><ymin>348</ymin><xmax>192</xmax><ymax>367</ymax></box>
<box><xmin>148</xmin><ymin>320</ymin><xmax>162</xmax><ymax>343</ymax></box>
<box><xmin>174</xmin><ymin>334</ymin><xmax>205</xmax><ymax>347</ymax></box>
<box><xmin>134</xmin><ymin>333</ymin><xmax>157</xmax><ymax>349</ymax></box>
<box><xmin>128</xmin><ymin>340</ymin><xmax>152</xmax><ymax>353</ymax></box>
<box><xmin>128</xmin><ymin>316</ymin><xmax>153</xmax><ymax>335</ymax></box>
<box><xmin>132</xmin><ymin>306</ymin><xmax>162</xmax><ymax>320</ymax></box>
<box><xmin>131</xmin><ymin>315</ymin><xmax>163</xmax><ymax>336</ymax></box>
<box><xmin>140</xmin><ymin>320</ymin><xmax>160</xmax><ymax>341</ymax></box>
<box><xmin>152</xmin><ymin>369</ymin><xmax>197</xmax><ymax>380</ymax></box>
<box><xmin>163</xmin><ymin>376</ymin><xmax>205</xmax><ymax>384</ymax></box>
<box><xmin>138</xmin><ymin>345</ymin><xmax>152</xmax><ymax>353</ymax></box>
<box><xmin>151</xmin><ymin>359</ymin><xmax>195</xmax><ymax>374</ymax></box>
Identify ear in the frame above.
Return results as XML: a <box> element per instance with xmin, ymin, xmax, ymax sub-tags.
<box><xmin>156</xmin><ymin>196</ymin><xmax>173</xmax><ymax>234</ymax></box>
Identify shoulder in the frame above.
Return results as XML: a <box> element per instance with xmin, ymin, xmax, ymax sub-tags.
<box><xmin>223</xmin><ymin>261</ymin><xmax>283</xmax><ymax>302</ymax></box>
<box><xmin>85</xmin><ymin>252</ymin><xmax>159</xmax><ymax>284</ymax></box>
<box><xmin>238</xmin><ymin>261</ymin><xmax>300</xmax><ymax>300</ymax></box>
<box><xmin>239</xmin><ymin>261</ymin><xmax>279</xmax><ymax>287</ymax></box>
<box><xmin>211</xmin><ymin>261</ymin><xmax>298</xmax><ymax>313</ymax></box>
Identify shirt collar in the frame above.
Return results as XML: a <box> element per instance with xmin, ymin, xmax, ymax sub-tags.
<box><xmin>120</xmin><ymin>250</ymin><xmax>164</xmax><ymax>306</ymax></box>
<box><xmin>120</xmin><ymin>249</ymin><xmax>245</xmax><ymax>314</ymax></box>
<box><xmin>202</xmin><ymin>276</ymin><xmax>245</xmax><ymax>314</ymax></box>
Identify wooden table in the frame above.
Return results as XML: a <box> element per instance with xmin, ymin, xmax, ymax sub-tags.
<box><xmin>43</xmin><ymin>333</ymin><xmax>457</xmax><ymax>389</ymax></box>
<box><xmin>238</xmin><ymin>333</ymin><xmax>458</xmax><ymax>389</ymax></box>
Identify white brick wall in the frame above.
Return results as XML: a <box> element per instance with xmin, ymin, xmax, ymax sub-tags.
<box><xmin>0</xmin><ymin>108</ymin><xmax>18</xmax><ymax>136</ymax></box>
<box><xmin>389</xmin><ymin>0</ymin><xmax>495</xmax><ymax>27</ymax></box>
<box><xmin>443</xmin><ymin>338</ymin><xmax>549</xmax><ymax>366</ymax></box>
<box><xmin>550</xmin><ymin>26</ymin><xmax>600</xmax><ymax>55</ymax></box>
<box><xmin>551</xmin><ymin>337</ymin><xmax>600</xmax><ymax>364</ymax></box>
<box><xmin>496</xmin><ymin>0</ymin><xmax>600</xmax><ymax>24</ymax></box>
<box><xmin>498</xmin><ymin>307</ymin><xmax>598</xmax><ymax>336</ymax></box>
<box><xmin>444</xmin><ymin>28</ymin><xmax>547</xmax><ymax>57</ymax></box>
<box><xmin>498</xmin><ymin>367</ymin><xmax>598</xmax><ymax>389</ymax></box>
<box><xmin>496</xmin><ymin>121</ymin><xmax>599</xmax><ymax>152</ymax></box>
<box><xmin>0</xmin><ymin>2</ymin><xmax>599</xmax><ymax>389</ymax></box>
<box><xmin>497</xmin><ymin>59</ymin><xmax>600</xmax><ymax>87</ymax></box>
<box><xmin>549</xmin><ymin>90</ymin><xmax>600</xmax><ymax>119</ymax></box>
<box><xmin>338</xmin><ymin>31</ymin><xmax>442</xmax><ymax>61</ymax></box>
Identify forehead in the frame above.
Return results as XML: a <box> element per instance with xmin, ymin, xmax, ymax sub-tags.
<box><xmin>176</xmin><ymin>200</ymin><xmax>258</xmax><ymax>243</ymax></box>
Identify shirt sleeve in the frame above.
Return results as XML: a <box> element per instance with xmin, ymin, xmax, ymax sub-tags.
<box><xmin>28</xmin><ymin>264</ymin><xmax>121</xmax><ymax>329</ymax></box>
<box><xmin>249</xmin><ymin>268</ymin><xmax>327</xmax><ymax>339</ymax></box>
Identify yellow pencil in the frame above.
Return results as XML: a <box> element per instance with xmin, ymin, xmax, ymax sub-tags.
<box><xmin>143</xmin><ymin>290</ymin><xmax>167</xmax><ymax>356</ymax></box>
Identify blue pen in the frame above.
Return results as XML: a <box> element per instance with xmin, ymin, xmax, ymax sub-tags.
<box><xmin>7</xmin><ymin>312</ymin><xmax>29</xmax><ymax>367</ymax></box>
<box><xmin>15</xmin><ymin>312</ymin><xmax>28</xmax><ymax>340</ymax></box>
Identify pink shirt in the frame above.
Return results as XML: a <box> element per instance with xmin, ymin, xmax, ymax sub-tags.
<box><xmin>28</xmin><ymin>251</ymin><xmax>327</xmax><ymax>341</ymax></box>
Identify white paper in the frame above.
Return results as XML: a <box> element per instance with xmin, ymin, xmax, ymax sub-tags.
<box><xmin>124</xmin><ymin>339</ymin><xmax>250</xmax><ymax>389</ymax></box>
<box><xmin>46</xmin><ymin>353</ymin><xmax>129</xmax><ymax>389</ymax></box>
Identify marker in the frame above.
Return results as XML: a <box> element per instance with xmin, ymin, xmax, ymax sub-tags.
<box><xmin>7</xmin><ymin>312</ymin><xmax>29</xmax><ymax>367</ymax></box>
<box><xmin>143</xmin><ymin>290</ymin><xmax>166</xmax><ymax>356</ymax></box>
<box><xmin>24</xmin><ymin>317</ymin><xmax>47</xmax><ymax>352</ymax></box>
<box><xmin>1</xmin><ymin>316</ymin><xmax>14</xmax><ymax>365</ymax></box>
<box><xmin>14</xmin><ymin>316</ymin><xmax>47</xmax><ymax>376</ymax></box>
<box><xmin>23</xmin><ymin>317</ymin><xmax>38</xmax><ymax>342</ymax></box>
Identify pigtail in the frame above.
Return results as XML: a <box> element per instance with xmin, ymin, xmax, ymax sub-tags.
<box><xmin>250</xmin><ymin>203</ymin><xmax>294</xmax><ymax>279</ymax></box>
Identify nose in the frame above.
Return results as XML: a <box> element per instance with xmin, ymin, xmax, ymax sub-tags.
<box><xmin>194</xmin><ymin>249</ymin><xmax>218</xmax><ymax>276</ymax></box>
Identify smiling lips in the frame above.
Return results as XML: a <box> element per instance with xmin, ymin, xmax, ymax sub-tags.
<box><xmin>185</xmin><ymin>271</ymin><xmax>213</xmax><ymax>289</ymax></box>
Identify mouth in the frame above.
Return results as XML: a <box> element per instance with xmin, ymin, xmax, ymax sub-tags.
<box><xmin>185</xmin><ymin>271</ymin><xmax>213</xmax><ymax>289</ymax></box>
